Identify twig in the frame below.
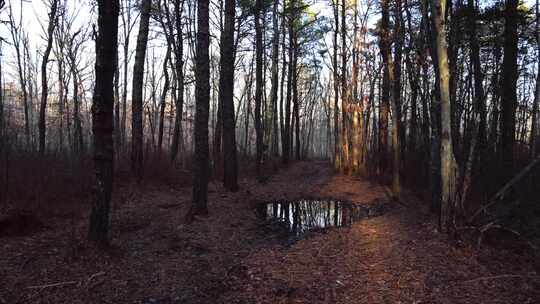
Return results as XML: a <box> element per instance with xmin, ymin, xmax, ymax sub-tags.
<box><xmin>26</xmin><ymin>271</ymin><xmax>107</xmax><ymax>291</ymax></box>
<box><xmin>86</xmin><ymin>271</ymin><xmax>106</xmax><ymax>286</ymax></box>
<box><xmin>26</xmin><ymin>281</ymin><xmax>78</xmax><ymax>290</ymax></box>
<box><xmin>469</xmin><ymin>153</ymin><xmax>540</xmax><ymax>223</ymax></box>
<box><xmin>462</xmin><ymin>273</ymin><xmax>539</xmax><ymax>284</ymax></box>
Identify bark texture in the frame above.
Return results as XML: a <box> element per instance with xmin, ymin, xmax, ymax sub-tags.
<box><xmin>89</xmin><ymin>0</ymin><xmax>119</xmax><ymax>245</ymax></box>
<box><xmin>131</xmin><ymin>0</ymin><xmax>151</xmax><ymax>179</ymax></box>
<box><xmin>191</xmin><ymin>0</ymin><xmax>211</xmax><ymax>216</ymax></box>
<box><xmin>220</xmin><ymin>0</ymin><xmax>239</xmax><ymax>191</ymax></box>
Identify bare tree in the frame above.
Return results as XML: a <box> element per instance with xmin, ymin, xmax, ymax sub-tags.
<box><xmin>131</xmin><ymin>0</ymin><xmax>151</xmax><ymax>180</ymax></box>
<box><xmin>170</xmin><ymin>0</ymin><xmax>186</xmax><ymax>162</ymax></box>
<box><xmin>120</xmin><ymin>0</ymin><xmax>139</xmax><ymax>147</ymax></box>
<box><xmin>157</xmin><ymin>46</ymin><xmax>171</xmax><ymax>154</ymax></box>
<box><xmin>53</xmin><ymin>1</ymin><xmax>69</xmax><ymax>154</ymax></box>
<box><xmin>7</xmin><ymin>0</ymin><xmax>31</xmax><ymax>147</ymax></box>
<box><xmin>38</xmin><ymin>0</ymin><xmax>59</xmax><ymax>156</ymax></box>
<box><xmin>66</xmin><ymin>24</ymin><xmax>88</xmax><ymax>156</ymax></box>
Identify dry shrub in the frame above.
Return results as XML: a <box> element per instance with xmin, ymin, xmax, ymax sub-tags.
<box><xmin>0</xmin><ymin>149</ymin><xmax>194</xmax><ymax>222</ymax></box>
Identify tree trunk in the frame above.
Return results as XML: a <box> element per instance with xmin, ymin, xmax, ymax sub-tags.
<box><xmin>293</xmin><ymin>33</ymin><xmax>300</xmax><ymax>161</ymax></box>
<box><xmin>220</xmin><ymin>0</ymin><xmax>239</xmax><ymax>191</ymax></box>
<box><xmin>89</xmin><ymin>0</ymin><xmax>119</xmax><ymax>245</ymax></box>
<box><xmin>468</xmin><ymin>0</ymin><xmax>486</xmax><ymax>157</ymax></box>
<box><xmin>170</xmin><ymin>0</ymin><xmax>186</xmax><ymax>162</ymax></box>
<box><xmin>121</xmin><ymin>0</ymin><xmax>133</xmax><ymax>150</ymax></box>
<box><xmin>433</xmin><ymin>0</ymin><xmax>456</xmax><ymax>233</ymax></box>
<box><xmin>38</xmin><ymin>0</ymin><xmax>58</xmax><ymax>156</ymax></box>
<box><xmin>8</xmin><ymin>5</ymin><xmax>31</xmax><ymax>148</ymax></box>
<box><xmin>341</xmin><ymin>0</ymin><xmax>349</xmax><ymax>172</ymax></box>
<box><xmin>0</xmin><ymin>42</ymin><xmax>3</xmax><ymax>159</ymax></box>
<box><xmin>131</xmin><ymin>0</ymin><xmax>151</xmax><ymax>180</ymax></box>
<box><xmin>500</xmin><ymin>0</ymin><xmax>519</xmax><ymax>182</ymax></box>
<box><xmin>351</xmin><ymin>0</ymin><xmax>361</xmax><ymax>173</ymax></box>
<box><xmin>57</xmin><ymin>48</ymin><xmax>65</xmax><ymax>154</ymax></box>
<box><xmin>379</xmin><ymin>0</ymin><xmax>391</xmax><ymax>175</ymax></box>
<box><xmin>332</xmin><ymin>0</ymin><xmax>340</xmax><ymax>169</ymax></box>
<box><xmin>531</xmin><ymin>0</ymin><xmax>540</xmax><ymax>158</ymax></box>
<box><xmin>391</xmin><ymin>0</ymin><xmax>403</xmax><ymax>198</ymax></box>
<box><xmin>279</xmin><ymin>18</ymin><xmax>288</xmax><ymax>162</ymax></box>
<box><xmin>114</xmin><ymin>47</ymin><xmax>121</xmax><ymax>154</ymax></box>
<box><xmin>269</xmin><ymin>0</ymin><xmax>280</xmax><ymax>158</ymax></box>
<box><xmin>72</xmin><ymin>68</ymin><xmax>84</xmax><ymax>156</ymax></box>
<box><xmin>404</xmin><ymin>0</ymin><xmax>420</xmax><ymax>159</ymax></box>
<box><xmin>254</xmin><ymin>0</ymin><xmax>264</xmax><ymax>177</ymax></box>
<box><xmin>190</xmin><ymin>0</ymin><xmax>211</xmax><ymax>217</ymax></box>
<box><xmin>283</xmin><ymin>16</ymin><xmax>293</xmax><ymax>165</ymax></box>
<box><xmin>158</xmin><ymin>46</ymin><xmax>171</xmax><ymax>155</ymax></box>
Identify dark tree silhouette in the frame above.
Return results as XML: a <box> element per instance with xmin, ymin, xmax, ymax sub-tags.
<box><xmin>88</xmin><ymin>0</ymin><xmax>119</xmax><ymax>245</ymax></box>
<box><xmin>131</xmin><ymin>0</ymin><xmax>151</xmax><ymax>180</ymax></box>
<box><xmin>190</xmin><ymin>0</ymin><xmax>210</xmax><ymax>218</ymax></box>
<box><xmin>500</xmin><ymin>0</ymin><xmax>519</xmax><ymax>182</ymax></box>
<box><xmin>219</xmin><ymin>0</ymin><xmax>239</xmax><ymax>192</ymax></box>
<box><xmin>38</xmin><ymin>0</ymin><xmax>59</xmax><ymax>155</ymax></box>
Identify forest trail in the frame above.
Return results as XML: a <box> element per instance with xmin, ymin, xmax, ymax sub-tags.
<box><xmin>1</xmin><ymin>161</ymin><xmax>538</xmax><ymax>303</ymax></box>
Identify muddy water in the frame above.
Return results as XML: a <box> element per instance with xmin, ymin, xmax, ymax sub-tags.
<box><xmin>256</xmin><ymin>199</ymin><xmax>389</xmax><ymax>238</ymax></box>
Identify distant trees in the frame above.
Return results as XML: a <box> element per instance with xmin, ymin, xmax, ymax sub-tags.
<box><xmin>89</xmin><ymin>0</ymin><xmax>119</xmax><ymax>245</ymax></box>
<box><xmin>7</xmin><ymin>1</ymin><xmax>30</xmax><ymax>147</ymax></box>
<box><xmin>1</xmin><ymin>0</ymin><xmax>540</xmax><ymax>240</ymax></box>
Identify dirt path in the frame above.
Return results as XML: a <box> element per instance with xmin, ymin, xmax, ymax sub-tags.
<box><xmin>1</xmin><ymin>161</ymin><xmax>538</xmax><ymax>303</ymax></box>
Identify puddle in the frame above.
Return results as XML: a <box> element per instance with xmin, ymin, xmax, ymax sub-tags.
<box><xmin>256</xmin><ymin>199</ymin><xmax>389</xmax><ymax>240</ymax></box>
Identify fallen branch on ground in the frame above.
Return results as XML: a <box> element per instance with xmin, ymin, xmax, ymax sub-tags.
<box><xmin>26</xmin><ymin>271</ymin><xmax>108</xmax><ymax>291</ymax></box>
<box><xmin>469</xmin><ymin>153</ymin><xmax>540</xmax><ymax>223</ymax></box>
<box><xmin>26</xmin><ymin>281</ymin><xmax>78</xmax><ymax>290</ymax></box>
<box><xmin>462</xmin><ymin>273</ymin><xmax>539</xmax><ymax>284</ymax></box>
<box><xmin>456</xmin><ymin>221</ymin><xmax>539</xmax><ymax>251</ymax></box>
<box><xmin>86</xmin><ymin>271</ymin><xmax>106</xmax><ymax>286</ymax></box>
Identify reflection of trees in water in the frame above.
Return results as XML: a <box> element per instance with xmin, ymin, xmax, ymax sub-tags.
<box><xmin>264</xmin><ymin>200</ymin><xmax>354</xmax><ymax>235</ymax></box>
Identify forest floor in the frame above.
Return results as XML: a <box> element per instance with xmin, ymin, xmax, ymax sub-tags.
<box><xmin>1</xmin><ymin>161</ymin><xmax>539</xmax><ymax>303</ymax></box>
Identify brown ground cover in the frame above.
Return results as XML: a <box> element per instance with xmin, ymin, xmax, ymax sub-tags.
<box><xmin>1</xmin><ymin>161</ymin><xmax>538</xmax><ymax>303</ymax></box>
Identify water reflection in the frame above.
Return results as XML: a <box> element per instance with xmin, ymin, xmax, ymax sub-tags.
<box><xmin>257</xmin><ymin>199</ymin><xmax>356</xmax><ymax>235</ymax></box>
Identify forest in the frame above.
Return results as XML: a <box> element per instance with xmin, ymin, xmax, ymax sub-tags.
<box><xmin>0</xmin><ymin>0</ymin><xmax>539</xmax><ymax>302</ymax></box>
